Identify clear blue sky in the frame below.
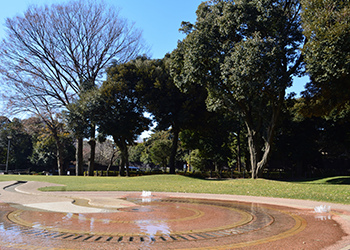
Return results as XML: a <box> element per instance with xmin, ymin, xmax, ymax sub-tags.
<box><xmin>0</xmin><ymin>0</ymin><xmax>306</xmax><ymax>95</ymax></box>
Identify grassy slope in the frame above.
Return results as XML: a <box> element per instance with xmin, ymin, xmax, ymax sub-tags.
<box><xmin>0</xmin><ymin>174</ymin><xmax>349</xmax><ymax>204</ymax></box>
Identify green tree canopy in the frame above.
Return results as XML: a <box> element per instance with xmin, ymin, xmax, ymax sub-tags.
<box><xmin>301</xmin><ymin>0</ymin><xmax>350</xmax><ymax>116</ymax></box>
<box><xmin>129</xmin><ymin>143</ymin><xmax>146</xmax><ymax>164</ymax></box>
<box><xmin>180</xmin><ymin>111</ymin><xmax>233</xmax><ymax>172</ymax></box>
<box><xmin>139</xmin><ymin>130</ymin><xmax>171</xmax><ymax>166</ymax></box>
<box><xmin>149</xmin><ymin>139</ymin><xmax>172</xmax><ymax>170</ymax></box>
<box><xmin>171</xmin><ymin>0</ymin><xmax>304</xmax><ymax>178</ymax></box>
<box><xmin>105</xmin><ymin>55</ymin><xmax>210</xmax><ymax>174</ymax></box>
<box><xmin>92</xmin><ymin>66</ymin><xmax>151</xmax><ymax>176</ymax></box>
<box><xmin>0</xmin><ymin>118</ymin><xmax>33</xmax><ymax>171</ymax></box>
<box><xmin>30</xmin><ymin>127</ymin><xmax>75</xmax><ymax>172</ymax></box>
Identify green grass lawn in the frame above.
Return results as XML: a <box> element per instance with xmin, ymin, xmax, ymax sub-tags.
<box><xmin>0</xmin><ymin>174</ymin><xmax>349</xmax><ymax>204</ymax></box>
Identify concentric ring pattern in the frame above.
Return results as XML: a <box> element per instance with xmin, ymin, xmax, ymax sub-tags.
<box><xmin>0</xmin><ymin>197</ymin><xmax>307</xmax><ymax>249</ymax></box>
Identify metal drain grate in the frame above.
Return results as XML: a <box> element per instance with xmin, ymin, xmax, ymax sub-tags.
<box><xmin>2</xmin><ymin>218</ymin><xmax>272</xmax><ymax>245</ymax></box>
<box><xmin>73</xmin><ymin>235</ymin><xmax>83</xmax><ymax>240</ymax></box>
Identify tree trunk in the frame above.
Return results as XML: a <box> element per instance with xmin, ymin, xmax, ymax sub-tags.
<box><xmin>88</xmin><ymin>138</ymin><xmax>96</xmax><ymax>176</ymax></box>
<box><xmin>247</xmin><ymin>122</ymin><xmax>277</xmax><ymax>179</ymax></box>
<box><xmin>256</xmin><ymin>141</ymin><xmax>272</xmax><ymax>178</ymax></box>
<box><xmin>216</xmin><ymin>163</ymin><xmax>222</xmax><ymax>179</ymax></box>
<box><xmin>55</xmin><ymin>138</ymin><xmax>64</xmax><ymax>176</ymax></box>
<box><xmin>119</xmin><ymin>155</ymin><xmax>125</xmax><ymax>176</ymax></box>
<box><xmin>57</xmin><ymin>148</ymin><xmax>64</xmax><ymax>176</ymax></box>
<box><xmin>236</xmin><ymin>126</ymin><xmax>241</xmax><ymax>172</ymax></box>
<box><xmin>169</xmin><ymin>125</ymin><xmax>180</xmax><ymax>174</ymax></box>
<box><xmin>114</xmin><ymin>136</ymin><xmax>128</xmax><ymax>177</ymax></box>
<box><xmin>246</xmin><ymin>93</ymin><xmax>282</xmax><ymax>179</ymax></box>
<box><xmin>106</xmin><ymin>146</ymin><xmax>117</xmax><ymax>175</ymax></box>
<box><xmin>246</xmin><ymin>123</ymin><xmax>259</xmax><ymax>179</ymax></box>
<box><xmin>87</xmin><ymin>124</ymin><xmax>96</xmax><ymax>176</ymax></box>
<box><xmin>76</xmin><ymin>138</ymin><xmax>83</xmax><ymax>176</ymax></box>
<box><xmin>124</xmin><ymin>145</ymin><xmax>129</xmax><ymax>177</ymax></box>
<box><xmin>244</xmin><ymin>145</ymin><xmax>250</xmax><ymax>178</ymax></box>
<box><xmin>256</xmin><ymin>92</ymin><xmax>283</xmax><ymax>178</ymax></box>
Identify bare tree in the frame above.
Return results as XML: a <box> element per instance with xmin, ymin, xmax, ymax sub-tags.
<box><xmin>93</xmin><ymin>140</ymin><xmax>120</xmax><ymax>175</ymax></box>
<box><xmin>95</xmin><ymin>140</ymin><xmax>119</xmax><ymax>166</ymax></box>
<box><xmin>83</xmin><ymin>140</ymin><xmax>120</xmax><ymax>172</ymax></box>
<box><xmin>0</xmin><ymin>0</ymin><xmax>147</xmax><ymax>175</ymax></box>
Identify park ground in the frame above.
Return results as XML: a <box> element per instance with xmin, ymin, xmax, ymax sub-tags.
<box><xmin>0</xmin><ymin>174</ymin><xmax>349</xmax><ymax>205</ymax></box>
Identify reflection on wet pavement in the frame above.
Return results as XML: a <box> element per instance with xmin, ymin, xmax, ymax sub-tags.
<box><xmin>0</xmin><ymin>187</ymin><xmax>348</xmax><ymax>249</ymax></box>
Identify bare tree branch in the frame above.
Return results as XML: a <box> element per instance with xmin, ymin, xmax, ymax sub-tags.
<box><xmin>0</xmin><ymin>0</ymin><xmax>146</xmax><ymax>109</ymax></box>
<box><xmin>0</xmin><ymin>0</ymin><xmax>147</xmax><ymax>176</ymax></box>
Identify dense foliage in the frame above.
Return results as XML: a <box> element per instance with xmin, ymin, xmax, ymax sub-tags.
<box><xmin>301</xmin><ymin>0</ymin><xmax>350</xmax><ymax>116</ymax></box>
<box><xmin>171</xmin><ymin>0</ymin><xmax>304</xmax><ymax>178</ymax></box>
<box><xmin>0</xmin><ymin>0</ymin><xmax>350</xmax><ymax>179</ymax></box>
<box><xmin>0</xmin><ymin>116</ymin><xmax>75</xmax><ymax>174</ymax></box>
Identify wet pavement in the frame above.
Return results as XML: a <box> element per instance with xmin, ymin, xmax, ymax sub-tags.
<box><xmin>0</xmin><ymin>180</ymin><xmax>350</xmax><ymax>249</ymax></box>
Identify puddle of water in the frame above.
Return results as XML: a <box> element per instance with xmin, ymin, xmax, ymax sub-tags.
<box><xmin>78</xmin><ymin>213</ymin><xmax>85</xmax><ymax>221</ymax></box>
<box><xmin>134</xmin><ymin>200</ymin><xmax>172</xmax><ymax>236</ymax></box>
<box><xmin>102</xmin><ymin>219</ymin><xmax>111</xmax><ymax>224</ymax></box>
<box><xmin>0</xmin><ymin>222</ymin><xmax>26</xmax><ymax>245</ymax></box>
<box><xmin>63</xmin><ymin>213</ymin><xmax>73</xmax><ymax>219</ymax></box>
<box><xmin>90</xmin><ymin>217</ymin><xmax>95</xmax><ymax>232</ymax></box>
<box><xmin>142</xmin><ymin>197</ymin><xmax>152</xmax><ymax>203</ymax></box>
<box><xmin>136</xmin><ymin>220</ymin><xmax>171</xmax><ymax>235</ymax></box>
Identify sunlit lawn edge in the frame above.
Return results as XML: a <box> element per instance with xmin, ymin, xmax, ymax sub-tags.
<box><xmin>0</xmin><ymin>174</ymin><xmax>349</xmax><ymax>205</ymax></box>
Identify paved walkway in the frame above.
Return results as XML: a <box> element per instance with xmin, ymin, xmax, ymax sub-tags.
<box><xmin>0</xmin><ymin>180</ymin><xmax>350</xmax><ymax>250</ymax></box>
<box><xmin>0</xmin><ymin>181</ymin><xmax>137</xmax><ymax>213</ymax></box>
<box><xmin>3</xmin><ymin>180</ymin><xmax>350</xmax><ymax>213</ymax></box>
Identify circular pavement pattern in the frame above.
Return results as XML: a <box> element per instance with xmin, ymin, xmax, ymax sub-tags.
<box><xmin>0</xmin><ymin>181</ymin><xmax>349</xmax><ymax>249</ymax></box>
<box><xmin>0</xmin><ymin>196</ymin><xmax>348</xmax><ymax>249</ymax></box>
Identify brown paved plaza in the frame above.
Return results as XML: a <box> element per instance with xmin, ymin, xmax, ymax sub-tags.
<box><xmin>0</xmin><ymin>181</ymin><xmax>350</xmax><ymax>249</ymax></box>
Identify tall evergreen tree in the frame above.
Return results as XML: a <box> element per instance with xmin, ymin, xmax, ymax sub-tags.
<box><xmin>105</xmin><ymin>56</ymin><xmax>209</xmax><ymax>174</ymax></box>
<box><xmin>301</xmin><ymin>0</ymin><xmax>350</xmax><ymax>116</ymax></box>
<box><xmin>171</xmin><ymin>0</ymin><xmax>304</xmax><ymax>178</ymax></box>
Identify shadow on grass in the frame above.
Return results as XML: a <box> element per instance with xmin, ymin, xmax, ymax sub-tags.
<box><xmin>184</xmin><ymin>176</ymin><xmax>230</xmax><ymax>181</ymax></box>
<box><xmin>325</xmin><ymin>177</ymin><xmax>350</xmax><ymax>185</ymax></box>
<box><xmin>280</xmin><ymin>177</ymin><xmax>324</xmax><ymax>183</ymax></box>
<box><xmin>280</xmin><ymin>176</ymin><xmax>350</xmax><ymax>185</ymax></box>
<box><xmin>179</xmin><ymin>174</ymin><xmax>239</xmax><ymax>181</ymax></box>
